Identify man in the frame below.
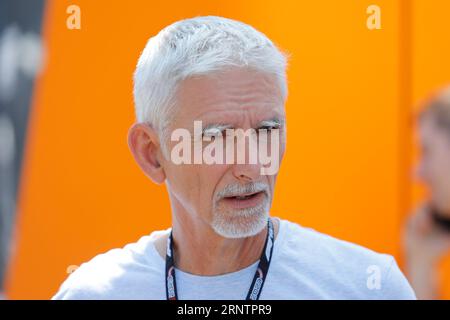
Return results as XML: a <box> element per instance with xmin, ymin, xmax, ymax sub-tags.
<box><xmin>53</xmin><ymin>16</ymin><xmax>415</xmax><ymax>300</ymax></box>
<box><xmin>405</xmin><ymin>87</ymin><xmax>450</xmax><ymax>299</ymax></box>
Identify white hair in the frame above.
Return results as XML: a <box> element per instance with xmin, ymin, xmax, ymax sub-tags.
<box><xmin>133</xmin><ymin>15</ymin><xmax>289</xmax><ymax>155</ymax></box>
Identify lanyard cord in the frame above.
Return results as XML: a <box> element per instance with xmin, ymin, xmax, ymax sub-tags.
<box><xmin>165</xmin><ymin>218</ymin><xmax>275</xmax><ymax>300</ymax></box>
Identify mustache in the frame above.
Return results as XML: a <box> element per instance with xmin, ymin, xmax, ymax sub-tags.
<box><xmin>215</xmin><ymin>182</ymin><xmax>269</xmax><ymax>200</ymax></box>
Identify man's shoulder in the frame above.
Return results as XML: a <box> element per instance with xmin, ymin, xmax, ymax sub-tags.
<box><xmin>281</xmin><ymin>218</ymin><xmax>392</xmax><ymax>265</ymax></box>
<box><xmin>52</xmin><ymin>231</ymin><xmax>167</xmax><ymax>300</ymax></box>
<box><xmin>276</xmin><ymin>218</ymin><xmax>416</xmax><ymax>299</ymax></box>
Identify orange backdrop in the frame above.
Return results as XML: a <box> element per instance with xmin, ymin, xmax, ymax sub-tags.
<box><xmin>4</xmin><ymin>0</ymin><xmax>450</xmax><ymax>299</ymax></box>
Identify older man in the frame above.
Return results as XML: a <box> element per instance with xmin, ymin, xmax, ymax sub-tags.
<box><xmin>53</xmin><ymin>16</ymin><xmax>416</xmax><ymax>300</ymax></box>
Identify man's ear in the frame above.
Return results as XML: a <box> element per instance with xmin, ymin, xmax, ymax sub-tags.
<box><xmin>128</xmin><ymin>123</ymin><xmax>166</xmax><ymax>184</ymax></box>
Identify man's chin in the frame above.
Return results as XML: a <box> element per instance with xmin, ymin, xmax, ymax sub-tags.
<box><xmin>210</xmin><ymin>211</ymin><xmax>269</xmax><ymax>239</ymax></box>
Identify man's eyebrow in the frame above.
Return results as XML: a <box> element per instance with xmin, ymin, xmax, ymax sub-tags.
<box><xmin>201</xmin><ymin>123</ymin><xmax>234</xmax><ymax>136</ymax></box>
<box><xmin>257</xmin><ymin>117</ymin><xmax>284</xmax><ymax>128</ymax></box>
<box><xmin>199</xmin><ymin>118</ymin><xmax>284</xmax><ymax>136</ymax></box>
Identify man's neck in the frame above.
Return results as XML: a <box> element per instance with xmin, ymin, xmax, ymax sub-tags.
<box><xmin>154</xmin><ymin>216</ymin><xmax>279</xmax><ymax>276</ymax></box>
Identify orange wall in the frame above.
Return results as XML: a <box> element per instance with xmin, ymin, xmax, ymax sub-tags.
<box><xmin>3</xmin><ymin>0</ymin><xmax>439</xmax><ymax>299</ymax></box>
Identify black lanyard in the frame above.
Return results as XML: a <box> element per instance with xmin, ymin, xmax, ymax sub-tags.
<box><xmin>165</xmin><ymin>218</ymin><xmax>275</xmax><ymax>300</ymax></box>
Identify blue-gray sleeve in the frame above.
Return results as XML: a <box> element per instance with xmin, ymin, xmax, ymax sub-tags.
<box><xmin>381</xmin><ymin>256</ymin><xmax>416</xmax><ymax>300</ymax></box>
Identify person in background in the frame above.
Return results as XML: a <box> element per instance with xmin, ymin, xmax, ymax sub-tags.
<box><xmin>405</xmin><ymin>86</ymin><xmax>450</xmax><ymax>299</ymax></box>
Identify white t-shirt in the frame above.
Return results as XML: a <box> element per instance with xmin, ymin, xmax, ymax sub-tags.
<box><xmin>52</xmin><ymin>218</ymin><xmax>416</xmax><ymax>299</ymax></box>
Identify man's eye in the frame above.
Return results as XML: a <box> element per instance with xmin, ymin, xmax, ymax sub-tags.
<box><xmin>202</xmin><ymin>130</ymin><xmax>223</xmax><ymax>139</ymax></box>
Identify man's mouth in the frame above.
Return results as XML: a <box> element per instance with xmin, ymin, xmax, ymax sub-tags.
<box><xmin>228</xmin><ymin>192</ymin><xmax>259</xmax><ymax>200</ymax></box>
<box><xmin>221</xmin><ymin>191</ymin><xmax>266</xmax><ymax>209</ymax></box>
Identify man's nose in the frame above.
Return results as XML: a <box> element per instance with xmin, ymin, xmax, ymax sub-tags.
<box><xmin>232</xmin><ymin>163</ymin><xmax>263</xmax><ymax>182</ymax></box>
<box><xmin>230</xmin><ymin>132</ymin><xmax>264</xmax><ymax>181</ymax></box>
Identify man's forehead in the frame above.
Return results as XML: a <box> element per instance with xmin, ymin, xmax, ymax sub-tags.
<box><xmin>175</xmin><ymin>69</ymin><xmax>284</xmax><ymax>111</ymax></box>
<box><xmin>172</xmin><ymin>69</ymin><xmax>286</xmax><ymax>130</ymax></box>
